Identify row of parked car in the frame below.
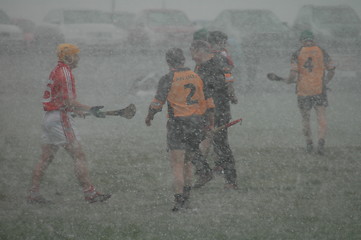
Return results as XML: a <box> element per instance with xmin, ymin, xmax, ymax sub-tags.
<box><xmin>1</xmin><ymin>5</ymin><xmax>361</xmax><ymax>59</ymax></box>
<box><xmin>0</xmin><ymin>9</ymin><xmax>29</xmax><ymax>51</ymax></box>
<box><xmin>0</xmin><ymin>8</ymin><xmax>198</xmax><ymax>52</ymax></box>
<box><xmin>206</xmin><ymin>5</ymin><xmax>361</xmax><ymax>89</ymax></box>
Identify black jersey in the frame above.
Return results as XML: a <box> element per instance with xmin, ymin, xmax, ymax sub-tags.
<box><xmin>195</xmin><ymin>56</ymin><xmax>231</xmax><ymax>122</ymax></box>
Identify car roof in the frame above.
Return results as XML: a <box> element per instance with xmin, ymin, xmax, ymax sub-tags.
<box><xmin>220</xmin><ymin>9</ymin><xmax>273</xmax><ymax>14</ymax></box>
<box><xmin>50</xmin><ymin>8</ymin><xmax>109</xmax><ymax>13</ymax></box>
<box><xmin>0</xmin><ymin>9</ymin><xmax>12</xmax><ymax>24</ymax></box>
<box><xmin>113</xmin><ymin>10</ymin><xmax>135</xmax><ymax>15</ymax></box>
<box><xmin>303</xmin><ymin>4</ymin><xmax>355</xmax><ymax>10</ymax></box>
<box><xmin>141</xmin><ymin>9</ymin><xmax>185</xmax><ymax>13</ymax></box>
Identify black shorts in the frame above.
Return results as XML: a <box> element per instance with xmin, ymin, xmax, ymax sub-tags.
<box><xmin>167</xmin><ymin>116</ymin><xmax>205</xmax><ymax>151</ymax></box>
<box><xmin>297</xmin><ymin>94</ymin><xmax>328</xmax><ymax>111</ymax></box>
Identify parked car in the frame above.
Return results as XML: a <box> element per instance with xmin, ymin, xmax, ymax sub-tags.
<box><xmin>12</xmin><ymin>18</ymin><xmax>36</xmax><ymax>47</ymax></box>
<box><xmin>127</xmin><ymin>9</ymin><xmax>197</xmax><ymax>49</ymax></box>
<box><xmin>209</xmin><ymin>9</ymin><xmax>295</xmax><ymax>57</ymax></box>
<box><xmin>111</xmin><ymin>11</ymin><xmax>136</xmax><ymax>31</ymax></box>
<box><xmin>208</xmin><ymin>9</ymin><xmax>296</xmax><ymax>90</ymax></box>
<box><xmin>130</xmin><ymin>72</ymin><xmax>161</xmax><ymax>98</ymax></box>
<box><xmin>193</xmin><ymin>19</ymin><xmax>211</xmax><ymax>30</ymax></box>
<box><xmin>293</xmin><ymin>4</ymin><xmax>361</xmax><ymax>72</ymax></box>
<box><xmin>35</xmin><ymin>9</ymin><xmax>128</xmax><ymax>51</ymax></box>
<box><xmin>0</xmin><ymin>9</ymin><xmax>24</xmax><ymax>52</ymax></box>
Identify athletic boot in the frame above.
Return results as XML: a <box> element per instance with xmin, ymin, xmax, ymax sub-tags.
<box><xmin>306</xmin><ymin>140</ymin><xmax>313</xmax><ymax>154</ymax></box>
<box><xmin>224</xmin><ymin>168</ymin><xmax>238</xmax><ymax>190</ymax></box>
<box><xmin>84</xmin><ymin>186</ymin><xmax>111</xmax><ymax>203</ymax></box>
<box><xmin>193</xmin><ymin>171</ymin><xmax>213</xmax><ymax>189</ymax></box>
<box><xmin>224</xmin><ymin>183</ymin><xmax>239</xmax><ymax>190</ymax></box>
<box><xmin>172</xmin><ymin>194</ymin><xmax>185</xmax><ymax>212</ymax></box>
<box><xmin>317</xmin><ymin>139</ymin><xmax>325</xmax><ymax>155</ymax></box>
<box><xmin>27</xmin><ymin>191</ymin><xmax>52</xmax><ymax>204</ymax></box>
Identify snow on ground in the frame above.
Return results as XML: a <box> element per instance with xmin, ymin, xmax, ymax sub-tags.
<box><xmin>0</xmin><ymin>48</ymin><xmax>361</xmax><ymax>239</ymax></box>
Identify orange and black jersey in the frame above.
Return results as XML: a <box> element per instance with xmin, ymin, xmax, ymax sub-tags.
<box><xmin>291</xmin><ymin>45</ymin><xmax>335</xmax><ymax>96</ymax></box>
<box><xmin>150</xmin><ymin>67</ymin><xmax>215</xmax><ymax>118</ymax></box>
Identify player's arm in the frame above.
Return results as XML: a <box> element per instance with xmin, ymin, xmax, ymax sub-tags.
<box><xmin>323</xmin><ymin>50</ymin><xmax>336</xmax><ymax>85</ymax></box>
<box><xmin>221</xmin><ymin>49</ymin><xmax>235</xmax><ymax>68</ymax></box>
<box><xmin>222</xmin><ymin>61</ymin><xmax>238</xmax><ymax>104</ymax></box>
<box><xmin>219</xmin><ymin>54</ymin><xmax>238</xmax><ymax>104</ymax></box>
<box><xmin>325</xmin><ymin>68</ymin><xmax>335</xmax><ymax>85</ymax></box>
<box><xmin>226</xmin><ymin>82</ymin><xmax>238</xmax><ymax>104</ymax></box>
<box><xmin>57</xmin><ymin>69</ymin><xmax>92</xmax><ymax>112</ymax></box>
<box><xmin>145</xmin><ymin>75</ymin><xmax>170</xmax><ymax>126</ymax></box>
<box><xmin>145</xmin><ymin>98</ymin><xmax>164</xmax><ymax>126</ymax></box>
<box><xmin>285</xmin><ymin>51</ymin><xmax>299</xmax><ymax>84</ymax></box>
<box><xmin>203</xmin><ymin>77</ymin><xmax>216</xmax><ymax>130</ymax></box>
<box><xmin>58</xmin><ymin>73</ymin><xmax>105</xmax><ymax>117</ymax></box>
<box><xmin>66</xmin><ymin>99</ymin><xmax>91</xmax><ymax>111</ymax></box>
<box><xmin>285</xmin><ymin>70</ymin><xmax>298</xmax><ymax>84</ymax></box>
<box><xmin>66</xmin><ymin>97</ymin><xmax>105</xmax><ymax>118</ymax></box>
<box><xmin>219</xmin><ymin>54</ymin><xmax>235</xmax><ymax>84</ymax></box>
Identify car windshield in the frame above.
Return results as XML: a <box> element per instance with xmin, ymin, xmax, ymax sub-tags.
<box><xmin>313</xmin><ymin>7</ymin><xmax>361</xmax><ymax>24</ymax></box>
<box><xmin>231</xmin><ymin>11</ymin><xmax>287</xmax><ymax>33</ymax></box>
<box><xmin>0</xmin><ymin>10</ymin><xmax>11</xmax><ymax>24</ymax></box>
<box><xmin>64</xmin><ymin>10</ymin><xmax>112</xmax><ymax>24</ymax></box>
<box><xmin>146</xmin><ymin>11</ymin><xmax>192</xmax><ymax>27</ymax></box>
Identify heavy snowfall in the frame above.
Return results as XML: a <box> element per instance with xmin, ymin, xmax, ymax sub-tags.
<box><xmin>1</xmin><ymin>0</ymin><xmax>361</xmax><ymax>239</ymax></box>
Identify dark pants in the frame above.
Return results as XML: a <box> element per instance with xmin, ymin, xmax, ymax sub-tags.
<box><xmin>212</xmin><ymin>113</ymin><xmax>237</xmax><ymax>184</ymax></box>
<box><xmin>194</xmin><ymin>107</ymin><xmax>237</xmax><ymax>185</ymax></box>
<box><xmin>167</xmin><ymin>116</ymin><xmax>213</xmax><ymax>176</ymax></box>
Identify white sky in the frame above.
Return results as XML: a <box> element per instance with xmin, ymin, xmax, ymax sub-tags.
<box><xmin>1</xmin><ymin>0</ymin><xmax>361</xmax><ymax>25</ymax></box>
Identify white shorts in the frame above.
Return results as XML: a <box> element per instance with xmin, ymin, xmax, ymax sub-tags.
<box><xmin>41</xmin><ymin>111</ymin><xmax>81</xmax><ymax>145</ymax></box>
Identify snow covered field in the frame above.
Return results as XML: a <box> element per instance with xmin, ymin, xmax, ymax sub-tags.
<box><xmin>1</xmin><ymin>49</ymin><xmax>361</xmax><ymax>239</ymax></box>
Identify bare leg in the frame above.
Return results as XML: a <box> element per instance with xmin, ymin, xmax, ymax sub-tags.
<box><xmin>315</xmin><ymin>105</ymin><xmax>327</xmax><ymax>141</ymax></box>
<box><xmin>64</xmin><ymin>141</ymin><xmax>111</xmax><ymax>203</ymax></box>
<box><xmin>183</xmin><ymin>154</ymin><xmax>193</xmax><ymax>208</ymax></box>
<box><xmin>64</xmin><ymin>142</ymin><xmax>91</xmax><ymax>191</ymax></box>
<box><xmin>315</xmin><ymin>105</ymin><xmax>327</xmax><ymax>154</ymax></box>
<box><xmin>199</xmin><ymin>137</ymin><xmax>211</xmax><ymax>157</ymax></box>
<box><xmin>170</xmin><ymin>150</ymin><xmax>187</xmax><ymax>211</ymax></box>
<box><xmin>30</xmin><ymin>144</ymin><xmax>58</xmax><ymax>192</ymax></box>
<box><xmin>184</xmin><ymin>156</ymin><xmax>193</xmax><ymax>187</ymax></box>
<box><xmin>299</xmin><ymin>108</ymin><xmax>312</xmax><ymax>144</ymax></box>
<box><xmin>170</xmin><ymin>150</ymin><xmax>185</xmax><ymax>194</ymax></box>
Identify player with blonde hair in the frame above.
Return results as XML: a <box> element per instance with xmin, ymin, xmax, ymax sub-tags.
<box><xmin>27</xmin><ymin>44</ymin><xmax>111</xmax><ymax>203</ymax></box>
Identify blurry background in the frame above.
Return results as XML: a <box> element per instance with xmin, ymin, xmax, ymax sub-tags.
<box><xmin>1</xmin><ymin>0</ymin><xmax>361</xmax><ymax>239</ymax></box>
<box><xmin>1</xmin><ymin>0</ymin><xmax>361</xmax><ymax>25</ymax></box>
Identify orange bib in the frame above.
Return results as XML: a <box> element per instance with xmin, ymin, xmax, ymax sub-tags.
<box><xmin>167</xmin><ymin>70</ymin><xmax>208</xmax><ymax>117</ymax></box>
<box><xmin>296</xmin><ymin>46</ymin><xmax>326</xmax><ymax>96</ymax></box>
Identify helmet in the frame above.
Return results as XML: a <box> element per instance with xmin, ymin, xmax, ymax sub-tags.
<box><xmin>193</xmin><ymin>28</ymin><xmax>208</xmax><ymax>41</ymax></box>
<box><xmin>208</xmin><ymin>31</ymin><xmax>228</xmax><ymax>45</ymax></box>
<box><xmin>299</xmin><ymin>30</ymin><xmax>314</xmax><ymax>42</ymax></box>
<box><xmin>166</xmin><ymin>48</ymin><xmax>185</xmax><ymax>67</ymax></box>
<box><xmin>57</xmin><ymin>43</ymin><xmax>80</xmax><ymax>62</ymax></box>
<box><xmin>190</xmin><ymin>40</ymin><xmax>211</xmax><ymax>53</ymax></box>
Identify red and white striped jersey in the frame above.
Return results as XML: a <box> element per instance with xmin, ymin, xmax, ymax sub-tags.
<box><xmin>42</xmin><ymin>62</ymin><xmax>77</xmax><ymax>111</ymax></box>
